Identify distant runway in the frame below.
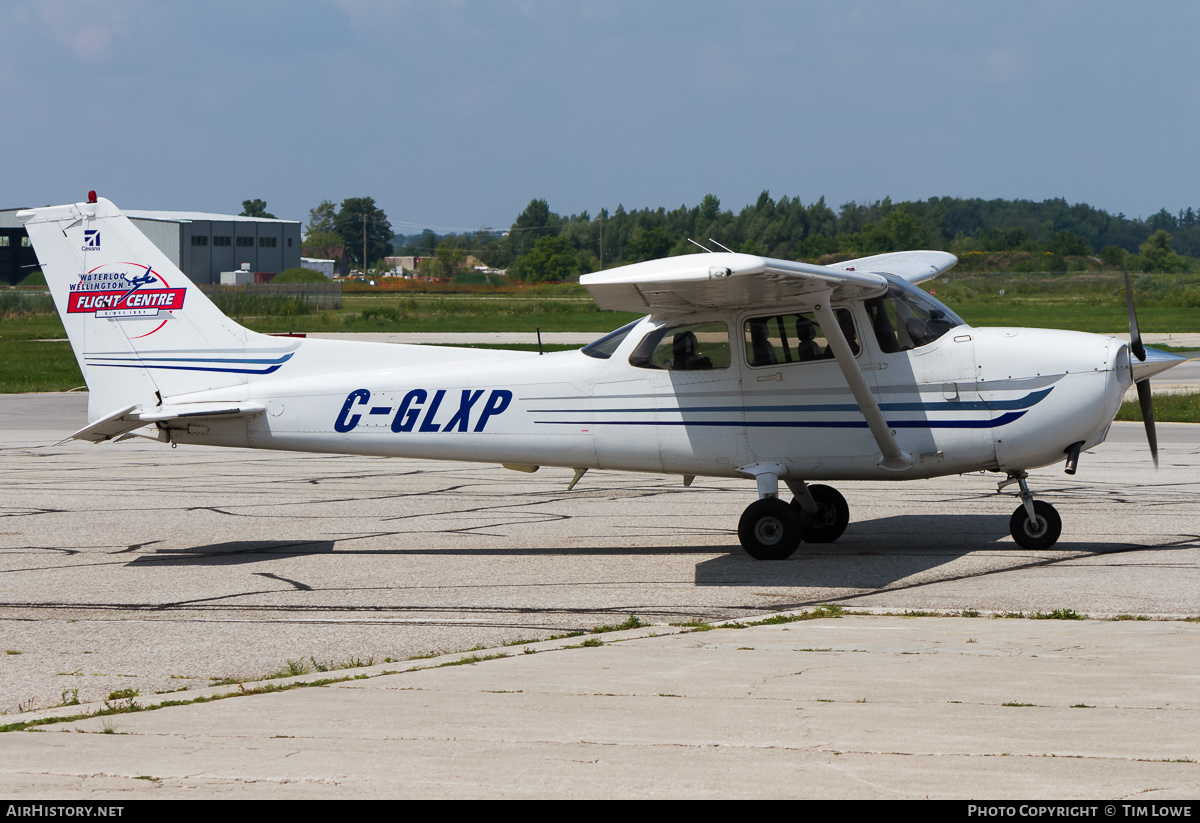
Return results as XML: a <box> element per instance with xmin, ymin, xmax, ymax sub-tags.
<box><xmin>1</xmin><ymin>392</ymin><xmax>1196</xmax><ymax>716</ymax></box>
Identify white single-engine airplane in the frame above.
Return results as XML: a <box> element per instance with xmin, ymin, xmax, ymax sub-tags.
<box><xmin>20</xmin><ymin>194</ymin><xmax>1185</xmax><ymax>559</ymax></box>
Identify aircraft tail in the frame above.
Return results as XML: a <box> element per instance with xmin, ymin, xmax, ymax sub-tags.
<box><xmin>19</xmin><ymin>196</ymin><xmax>292</xmax><ymax>424</ymax></box>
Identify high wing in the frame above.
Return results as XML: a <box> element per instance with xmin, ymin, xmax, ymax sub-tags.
<box><xmin>582</xmin><ymin>248</ymin><xmax>958</xmax><ymax>474</ymax></box>
<box><xmin>826</xmin><ymin>250</ymin><xmax>958</xmax><ymax>284</ymax></box>
<box><xmin>580</xmin><ymin>250</ymin><xmax>956</xmax><ymax>313</ymax></box>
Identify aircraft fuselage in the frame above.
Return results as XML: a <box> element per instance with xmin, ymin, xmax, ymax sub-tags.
<box><xmin>170</xmin><ymin>310</ymin><xmax>1131</xmax><ymax>484</ymax></box>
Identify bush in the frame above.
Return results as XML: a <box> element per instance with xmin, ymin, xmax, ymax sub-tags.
<box><xmin>0</xmin><ymin>291</ymin><xmax>55</xmax><ymax>316</ymax></box>
<box><xmin>271</xmin><ymin>267</ymin><xmax>329</xmax><ymax>284</ymax></box>
<box><xmin>451</xmin><ymin>270</ymin><xmax>503</xmax><ymax>286</ymax></box>
<box><xmin>361</xmin><ymin>306</ymin><xmax>401</xmax><ymax>324</ymax></box>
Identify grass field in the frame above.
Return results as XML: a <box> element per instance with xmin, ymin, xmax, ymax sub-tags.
<box><xmin>0</xmin><ymin>340</ymin><xmax>84</xmax><ymax>393</ymax></box>
<box><xmin>1116</xmin><ymin>392</ymin><xmax>1200</xmax><ymax>424</ymax></box>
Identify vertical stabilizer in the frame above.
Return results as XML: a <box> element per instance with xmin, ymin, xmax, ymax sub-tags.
<box><xmin>18</xmin><ymin>197</ymin><xmax>291</xmax><ymax>421</ymax></box>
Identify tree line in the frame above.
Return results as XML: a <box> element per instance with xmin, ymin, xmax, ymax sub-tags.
<box><xmin>290</xmin><ymin>193</ymin><xmax>1200</xmax><ymax>283</ymax></box>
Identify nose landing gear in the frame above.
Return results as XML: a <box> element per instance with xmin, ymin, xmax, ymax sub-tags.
<box><xmin>1000</xmin><ymin>471</ymin><xmax>1062</xmax><ymax>550</ymax></box>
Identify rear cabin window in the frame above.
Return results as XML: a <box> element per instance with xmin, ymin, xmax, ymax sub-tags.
<box><xmin>629</xmin><ymin>321</ymin><xmax>731</xmax><ymax>371</ymax></box>
<box><xmin>744</xmin><ymin>310</ymin><xmax>859</xmax><ymax>367</ymax></box>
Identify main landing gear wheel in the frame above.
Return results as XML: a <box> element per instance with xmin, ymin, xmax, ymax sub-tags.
<box><xmin>738</xmin><ymin>498</ymin><xmax>801</xmax><ymax>560</ymax></box>
<box><xmin>791</xmin><ymin>484</ymin><xmax>850</xmax><ymax>543</ymax></box>
<box><xmin>1009</xmin><ymin>500</ymin><xmax>1062</xmax><ymax>550</ymax></box>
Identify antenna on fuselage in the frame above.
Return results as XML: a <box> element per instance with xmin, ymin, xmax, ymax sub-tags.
<box><xmin>687</xmin><ymin>238</ymin><xmax>714</xmax><ymax>253</ymax></box>
<box><xmin>708</xmin><ymin>239</ymin><xmax>735</xmax><ymax>253</ymax></box>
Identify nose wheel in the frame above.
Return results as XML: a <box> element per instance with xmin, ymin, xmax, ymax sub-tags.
<box><xmin>1001</xmin><ymin>471</ymin><xmax>1062</xmax><ymax>550</ymax></box>
<box><xmin>1009</xmin><ymin>500</ymin><xmax>1062</xmax><ymax>550</ymax></box>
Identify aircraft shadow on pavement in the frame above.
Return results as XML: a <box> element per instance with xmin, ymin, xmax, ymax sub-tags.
<box><xmin>127</xmin><ymin>540</ymin><xmax>337</xmax><ymax>566</ymax></box>
<box><xmin>696</xmin><ymin>512</ymin><xmax>1013</xmax><ymax>588</ymax></box>
<box><xmin>696</xmin><ymin>512</ymin><xmax>1194</xmax><ymax>588</ymax></box>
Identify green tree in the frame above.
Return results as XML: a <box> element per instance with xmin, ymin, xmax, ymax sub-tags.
<box><xmin>240</xmin><ymin>199</ymin><xmax>276</xmax><ymax>219</ymax></box>
<box><xmin>509</xmin><ymin>236</ymin><xmax>579</xmax><ymax>282</ymax></box>
<box><xmin>625</xmin><ymin>226</ymin><xmax>673</xmax><ymax>263</ymax></box>
<box><xmin>1139</xmin><ymin>230</ymin><xmax>1182</xmax><ymax>273</ymax></box>
<box><xmin>885</xmin><ymin>209</ymin><xmax>927</xmax><ymax>250</ymax></box>
<box><xmin>302</xmin><ymin>230</ymin><xmax>344</xmax><ymax>261</ymax></box>
<box><xmin>435</xmin><ymin>239</ymin><xmax>467</xmax><ymax>279</ymax></box>
<box><xmin>306</xmin><ymin>200</ymin><xmax>337</xmax><ymax>235</ymax></box>
<box><xmin>695</xmin><ymin>194</ymin><xmax>722</xmax><ymax>239</ymax></box>
<box><xmin>333</xmin><ymin>197</ymin><xmax>393</xmax><ymax>274</ymax></box>
<box><xmin>1099</xmin><ymin>245</ymin><xmax>1126</xmax><ymax>267</ymax></box>
<box><xmin>508</xmin><ymin>198</ymin><xmax>559</xmax><ymax>257</ymax></box>
<box><xmin>416</xmin><ymin>257</ymin><xmax>447</xmax><ymax>279</ymax></box>
<box><xmin>1046</xmin><ymin>230</ymin><xmax>1092</xmax><ymax>257</ymax></box>
<box><xmin>302</xmin><ymin>201</ymin><xmax>344</xmax><ymax>261</ymax></box>
<box><xmin>796</xmin><ymin>233</ymin><xmax>837</xmax><ymax>260</ymax></box>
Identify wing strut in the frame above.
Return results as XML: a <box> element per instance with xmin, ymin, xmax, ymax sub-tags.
<box><xmin>810</xmin><ymin>294</ymin><xmax>913</xmax><ymax>472</ymax></box>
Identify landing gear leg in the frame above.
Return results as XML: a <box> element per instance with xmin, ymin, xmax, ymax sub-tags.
<box><xmin>1000</xmin><ymin>471</ymin><xmax>1062</xmax><ymax>550</ymax></box>
<box><xmin>786</xmin><ymin>480</ymin><xmax>850</xmax><ymax>543</ymax></box>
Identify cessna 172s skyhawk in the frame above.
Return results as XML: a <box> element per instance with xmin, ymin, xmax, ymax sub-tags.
<box><xmin>19</xmin><ymin>195</ymin><xmax>1185</xmax><ymax>559</ymax></box>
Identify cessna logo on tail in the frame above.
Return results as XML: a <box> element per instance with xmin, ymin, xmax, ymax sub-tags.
<box><xmin>67</xmin><ymin>264</ymin><xmax>186</xmax><ymax>318</ymax></box>
<box><xmin>335</xmin><ymin>388</ymin><xmax>513</xmax><ymax>433</ymax></box>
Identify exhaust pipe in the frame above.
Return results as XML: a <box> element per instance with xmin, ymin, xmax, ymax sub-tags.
<box><xmin>1063</xmin><ymin>440</ymin><xmax>1084</xmax><ymax>475</ymax></box>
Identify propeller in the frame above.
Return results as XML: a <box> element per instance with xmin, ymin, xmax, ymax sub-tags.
<box><xmin>1123</xmin><ymin>259</ymin><xmax>1158</xmax><ymax>467</ymax></box>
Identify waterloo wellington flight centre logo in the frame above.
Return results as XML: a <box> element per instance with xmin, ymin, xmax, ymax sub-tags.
<box><xmin>67</xmin><ymin>263</ymin><xmax>186</xmax><ymax>319</ymax></box>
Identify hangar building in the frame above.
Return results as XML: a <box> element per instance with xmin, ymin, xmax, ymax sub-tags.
<box><xmin>1</xmin><ymin>207</ymin><xmax>301</xmax><ymax>286</ymax></box>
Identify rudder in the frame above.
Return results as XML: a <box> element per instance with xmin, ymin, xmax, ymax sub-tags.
<box><xmin>19</xmin><ymin>196</ymin><xmax>289</xmax><ymax>421</ymax></box>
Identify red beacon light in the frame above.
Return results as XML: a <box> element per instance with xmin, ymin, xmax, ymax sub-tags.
<box><xmin>87</xmin><ymin>190</ymin><xmax>97</xmax><ymax>204</ymax></box>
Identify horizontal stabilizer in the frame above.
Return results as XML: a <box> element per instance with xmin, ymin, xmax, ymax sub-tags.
<box><xmin>64</xmin><ymin>404</ymin><xmax>142</xmax><ymax>444</ymax></box>
<box><xmin>65</xmin><ymin>401</ymin><xmax>266</xmax><ymax>444</ymax></box>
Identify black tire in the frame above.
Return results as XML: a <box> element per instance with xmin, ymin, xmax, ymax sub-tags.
<box><xmin>791</xmin><ymin>484</ymin><xmax>850</xmax><ymax>543</ymax></box>
<box><xmin>1009</xmin><ymin>500</ymin><xmax>1062</xmax><ymax>550</ymax></box>
<box><xmin>738</xmin><ymin>498</ymin><xmax>801</xmax><ymax>560</ymax></box>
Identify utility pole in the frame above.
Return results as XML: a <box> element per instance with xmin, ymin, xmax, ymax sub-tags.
<box><xmin>362</xmin><ymin>214</ymin><xmax>367</xmax><ymax>276</ymax></box>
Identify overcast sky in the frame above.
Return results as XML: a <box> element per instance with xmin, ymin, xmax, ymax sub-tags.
<box><xmin>3</xmin><ymin>0</ymin><xmax>1197</xmax><ymax>233</ymax></box>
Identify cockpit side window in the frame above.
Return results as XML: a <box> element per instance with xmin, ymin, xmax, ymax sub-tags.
<box><xmin>629</xmin><ymin>321</ymin><xmax>731</xmax><ymax>370</ymax></box>
<box><xmin>743</xmin><ymin>310</ymin><xmax>859</xmax><ymax>367</ymax></box>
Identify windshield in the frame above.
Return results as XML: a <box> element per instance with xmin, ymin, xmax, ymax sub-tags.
<box><xmin>863</xmin><ymin>275</ymin><xmax>966</xmax><ymax>353</ymax></box>
<box><xmin>581</xmin><ymin>319</ymin><xmax>641</xmax><ymax>359</ymax></box>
